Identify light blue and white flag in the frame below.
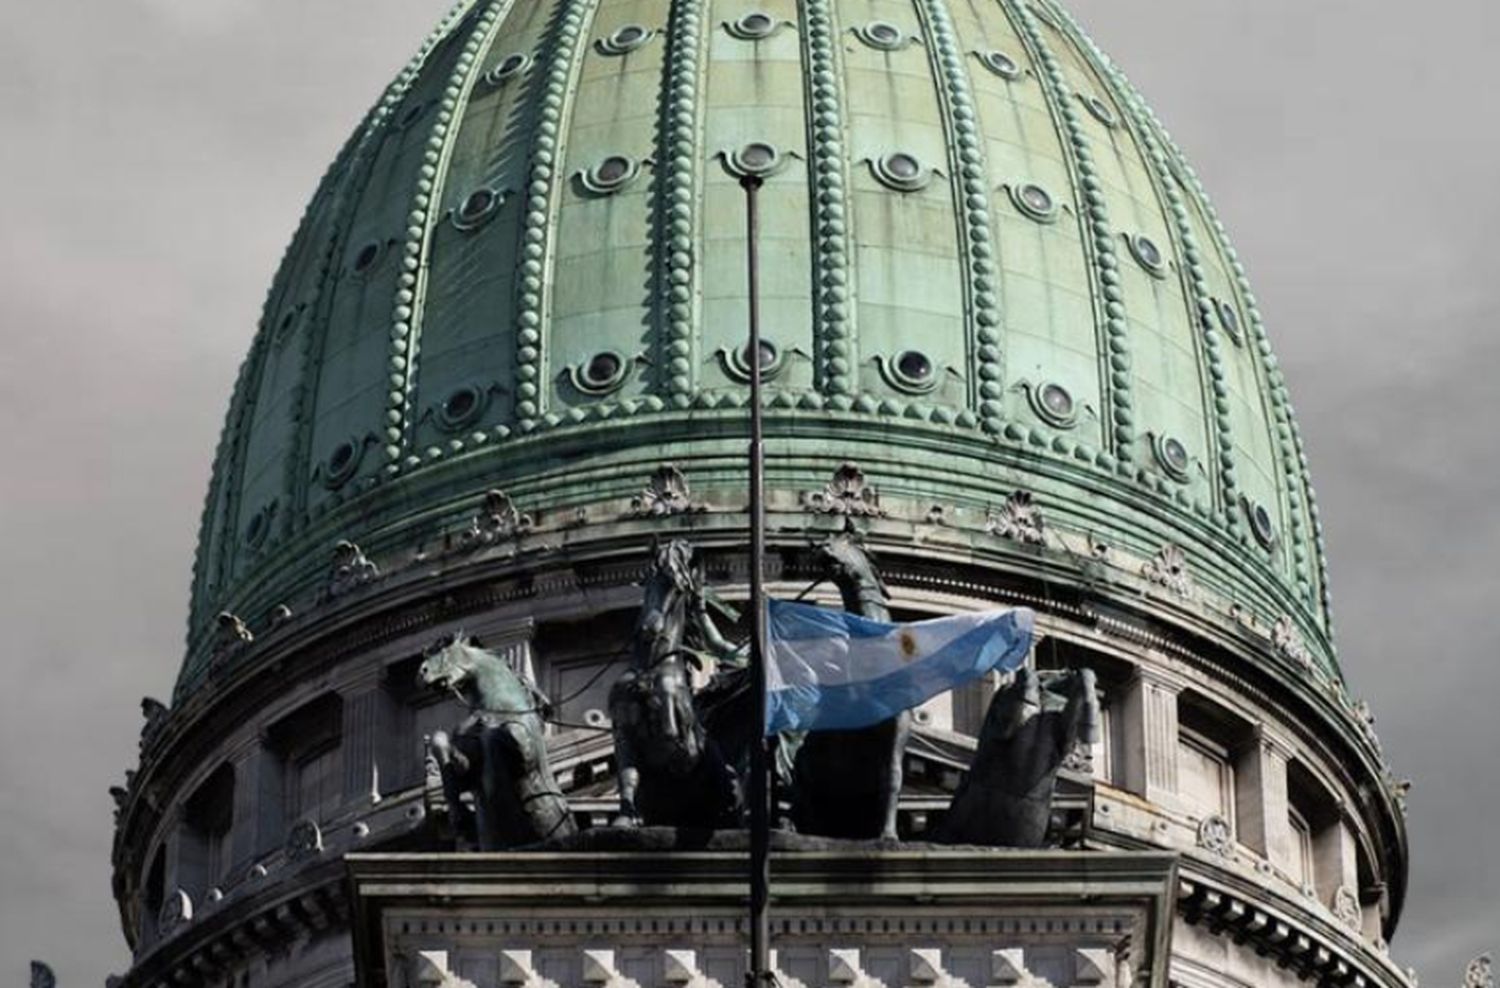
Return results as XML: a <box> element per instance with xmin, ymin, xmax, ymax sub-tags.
<box><xmin>764</xmin><ymin>600</ymin><xmax>1035</xmax><ymax>734</ymax></box>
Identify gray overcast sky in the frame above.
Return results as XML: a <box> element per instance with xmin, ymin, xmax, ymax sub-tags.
<box><xmin>0</xmin><ymin>0</ymin><xmax>1494</xmax><ymax>983</ymax></box>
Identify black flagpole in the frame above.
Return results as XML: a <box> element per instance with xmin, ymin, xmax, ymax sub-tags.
<box><xmin>741</xmin><ymin>172</ymin><xmax>772</xmax><ymax>988</ymax></box>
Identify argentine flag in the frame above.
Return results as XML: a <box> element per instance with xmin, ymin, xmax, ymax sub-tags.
<box><xmin>764</xmin><ymin>600</ymin><xmax>1035</xmax><ymax>734</ymax></box>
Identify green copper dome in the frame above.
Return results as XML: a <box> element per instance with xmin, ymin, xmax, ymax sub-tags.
<box><xmin>183</xmin><ymin>0</ymin><xmax>1335</xmax><ymax>696</ymax></box>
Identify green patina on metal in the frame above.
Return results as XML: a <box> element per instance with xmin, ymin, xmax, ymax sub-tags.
<box><xmin>182</xmin><ymin>0</ymin><xmax>1340</xmax><ymax>695</ymax></box>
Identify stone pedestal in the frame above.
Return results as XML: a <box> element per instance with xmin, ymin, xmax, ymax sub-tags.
<box><xmin>347</xmin><ymin>845</ymin><xmax>1179</xmax><ymax>988</ymax></box>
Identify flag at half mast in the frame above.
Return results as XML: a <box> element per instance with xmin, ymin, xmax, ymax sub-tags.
<box><xmin>763</xmin><ymin>600</ymin><xmax>1036</xmax><ymax>735</ymax></box>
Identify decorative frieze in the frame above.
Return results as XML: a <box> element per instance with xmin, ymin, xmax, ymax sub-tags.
<box><xmin>1465</xmin><ymin>955</ymin><xmax>1494</xmax><ymax>988</ymax></box>
<box><xmin>159</xmin><ymin>888</ymin><xmax>193</xmax><ymax>937</ymax></box>
<box><xmin>1271</xmin><ymin>615</ymin><xmax>1311</xmax><ymax>668</ymax></box>
<box><xmin>285</xmin><ymin>819</ymin><xmax>323</xmax><ymax>861</ymax></box>
<box><xmin>1196</xmin><ymin>814</ymin><xmax>1234</xmax><ymax>857</ymax></box>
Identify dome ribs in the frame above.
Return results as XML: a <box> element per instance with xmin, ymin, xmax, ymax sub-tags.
<box><xmin>1055</xmin><ymin>4</ymin><xmax>1332</xmax><ymax>640</ymax></box>
<box><xmin>1042</xmin><ymin>9</ymin><xmax>1241</xmax><ymax>532</ymax></box>
<box><xmin>800</xmin><ymin>0</ymin><xmax>855</xmax><ymax>402</ymax></box>
<box><xmin>513</xmin><ymin>0</ymin><xmax>600</xmax><ymax>432</ymax></box>
<box><xmin>1005</xmin><ymin>0</ymin><xmax>1135</xmax><ymax>466</ymax></box>
<box><xmin>912</xmin><ymin>0</ymin><xmax>1003</xmax><ymax>432</ymax></box>
<box><xmin>385</xmin><ymin>0</ymin><xmax>513</xmax><ymax>472</ymax></box>
<box><xmin>652</xmin><ymin>0</ymin><xmax>707</xmax><ymax>408</ymax></box>
<box><xmin>184</xmin><ymin>0</ymin><xmax>478</xmax><ymax>686</ymax></box>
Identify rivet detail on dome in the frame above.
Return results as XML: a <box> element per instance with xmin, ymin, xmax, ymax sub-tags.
<box><xmin>916</xmin><ymin>0</ymin><xmax>1002</xmax><ymax>432</ymax></box>
<box><xmin>1012</xmin><ymin>3</ymin><xmax>1133</xmax><ymax>461</ymax></box>
<box><xmin>516</xmin><ymin>0</ymin><xmax>602</xmax><ymax>430</ymax></box>
<box><xmin>654</xmin><ymin>0</ymin><xmax>707</xmax><ymax>406</ymax></box>
<box><xmin>384</xmin><ymin>0</ymin><xmax>510</xmax><ymax>468</ymax></box>
<box><xmin>801</xmin><ymin>0</ymin><xmax>853</xmax><ymax>398</ymax></box>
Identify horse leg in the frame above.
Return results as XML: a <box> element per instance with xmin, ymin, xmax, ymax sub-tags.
<box><xmin>879</xmin><ymin>713</ymin><xmax>912</xmax><ymax>840</ymax></box>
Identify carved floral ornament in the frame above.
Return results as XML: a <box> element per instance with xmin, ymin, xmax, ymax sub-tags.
<box><xmin>326</xmin><ymin>539</ymin><xmax>379</xmax><ymax>598</ymax></box>
<box><xmin>1142</xmin><ymin>543</ymin><xmax>1193</xmax><ymax>598</ymax></box>
<box><xmin>286</xmin><ymin>818</ymin><xmax>324</xmax><ymax>860</ymax></box>
<box><xmin>986</xmin><ymin>490</ymin><xmax>1045</xmax><ymax>546</ymax></box>
<box><xmin>158</xmin><ymin>888</ymin><xmax>193</xmax><ymax>935</ymax></box>
<box><xmin>1271</xmin><ymin>614</ymin><xmax>1311</xmax><ymax>667</ymax></box>
<box><xmin>1332</xmin><ymin>885</ymin><xmax>1362</xmax><ymax>930</ymax></box>
<box><xmin>630</xmin><ymin>464</ymin><xmax>704</xmax><ymax>517</ymax></box>
<box><xmin>1466</xmin><ymin>954</ymin><xmax>1495</xmax><ymax>988</ymax></box>
<box><xmin>460</xmin><ymin>489</ymin><xmax>534</xmax><ymax>548</ymax></box>
<box><xmin>802</xmin><ymin>462</ymin><xmax>885</xmax><ymax>517</ymax></box>
<box><xmin>1196</xmin><ymin>813</ymin><xmax>1233</xmax><ymax>856</ymax></box>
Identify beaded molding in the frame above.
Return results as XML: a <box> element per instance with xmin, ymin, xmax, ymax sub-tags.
<box><xmin>1053</xmin><ymin>5</ymin><xmax>1328</xmax><ymax>625</ymax></box>
<box><xmin>514</xmin><ymin>0</ymin><xmax>600</xmax><ymax>432</ymax></box>
<box><xmin>1006</xmin><ymin>1</ymin><xmax>1134</xmax><ymax>464</ymax></box>
<box><xmin>656</xmin><ymin>0</ymin><xmax>706</xmax><ymax>409</ymax></box>
<box><xmin>801</xmin><ymin>0</ymin><xmax>855</xmax><ymax>402</ymax></box>
<box><xmin>914</xmin><ymin>0</ymin><xmax>1002</xmax><ymax>433</ymax></box>
<box><xmin>385</xmin><ymin>0</ymin><xmax>513</xmax><ymax>473</ymax></box>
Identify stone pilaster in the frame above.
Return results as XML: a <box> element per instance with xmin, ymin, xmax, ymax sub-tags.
<box><xmin>1119</xmin><ymin>668</ymin><xmax>1181</xmax><ymax>806</ymax></box>
<box><xmin>232</xmin><ymin>743</ymin><xmax>284</xmax><ymax>864</ymax></box>
<box><xmin>1234</xmin><ymin>729</ymin><xmax>1295</xmax><ymax>871</ymax></box>
<box><xmin>341</xmin><ymin>681</ymin><xmax>400</xmax><ymax>804</ymax></box>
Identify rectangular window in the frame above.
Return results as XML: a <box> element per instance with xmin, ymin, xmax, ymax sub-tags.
<box><xmin>1178</xmin><ymin>729</ymin><xmax>1235</xmax><ymax>824</ymax></box>
<box><xmin>1288</xmin><ymin>806</ymin><xmax>1315</xmax><ymax>888</ymax></box>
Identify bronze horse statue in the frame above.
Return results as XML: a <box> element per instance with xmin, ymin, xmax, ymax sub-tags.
<box><xmin>787</xmin><ymin>529</ymin><xmax>911</xmax><ymax>840</ymax></box>
<box><xmin>609</xmin><ymin>539</ymin><xmax>741</xmax><ymax>828</ymax></box>
<box><xmin>936</xmin><ymin>665</ymin><xmax>1099</xmax><ymax>847</ymax></box>
<box><xmin>420</xmin><ymin>634</ymin><xmax>577</xmax><ymax>849</ymax></box>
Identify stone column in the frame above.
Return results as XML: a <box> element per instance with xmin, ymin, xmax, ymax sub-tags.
<box><xmin>1119</xmin><ymin>667</ymin><xmax>1181</xmax><ymax>806</ymax></box>
<box><xmin>1234</xmin><ymin>729</ymin><xmax>1295</xmax><ymax>871</ymax></box>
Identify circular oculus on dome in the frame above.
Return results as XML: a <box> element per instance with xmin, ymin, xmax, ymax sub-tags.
<box><xmin>597</xmin><ymin>24</ymin><xmax>653</xmax><ymax>55</ymax></box>
<box><xmin>573</xmin><ymin>350</ymin><xmax>629</xmax><ymax>394</ymax></box>
<box><xmin>243</xmin><ymin>506</ymin><xmax>272</xmax><ymax>548</ymax></box>
<box><xmin>981</xmin><ymin>50</ymin><xmax>1023</xmax><ymax>80</ymax></box>
<box><xmin>1127</xmin><ymin>233</ymin><xmax>1169</xmax><ymax>276</ymax></box>
<box><xmin>725</xmin><ymin>141</ymin><xmax>782</xmax><ymax>179</ymax></box>
<box><xmin>1010</xmin><ymin>182</ymin><xmax>1059</xmax><ymax>222</ymax></box>
<box><xmin>1216</xmin><ymin>298</ymin><xmax>1244</xmax><ymax>345</ymax></box>
<box><xmin>398</xmin><ymin>100</ymin><xmax>428</xmax><ymax>129</ymax></box>
<box><xmin>438</xmin><ymin>384</ymin><xmax>486</xmax><ymax>431</ymax></box>
<box><xmin>1082</xmin><ymin>94</ymin><xmax>1118</xmax><ymax>128</ymax></box>
<box><xmin>1247</xmin><ymin>499</ymin><xmax>1278</xmax><ymax>548</ymax></box>
<box><xmin>1029</xmin><ymin>381</ymin><xmax>1077</xmax><ymax>428</ymax></box>
<box><xmin>727</xmin><ymin>12</ymin><xmax>778</xmax><ymax>39</ymax></box>
<box><xmin>453</xmin><ymin>187</ymin><xmax>502</xmax><ymax>230</ymax></box>
<box><xmin>856</xmin><ymin>21</ymin><xmax>908</xmax><ymax>50</ymax></box>
<box><xmin>881</xmin><ymin>350</ymin><xmax>938</xmax><ymax>394</ymax></box>
<box><xmin>350</xmin><ymin>240</ymin><xmax>383</xmax><ymax>275</ymax></box>
<box><xmin>726</xmin><ymin>338</ymin><xmax>782</xmax><ymax>382</ymax></box>
<box><xmin>323</xmin><ymin>438</ymin><xmax>363</xmax><ymax>489</ymax></box>
<box><xmin>485</xmin><ymin>52</ymin><xmax>532</xmax><ymax>85</ymax></box>
<box><xmin>1153</xmin><ymin>433</ymin><xmax>1192</xmax><ymax>480</ymax></box>
<box><xmin>581</xmin><ymin>154</ymin><xmax>641</xmax><ymax>194</ymax></box>
<box><xmin>872</xmin><ymin>152</ymin><xmax>931</xmax><ymax>192</ymax></box>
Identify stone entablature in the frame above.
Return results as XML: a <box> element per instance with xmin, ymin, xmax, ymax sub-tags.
<box><xmin>346</xmin><ymin>850</ymin><xmax>1180</xmax><ymax>988</ymax></box>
